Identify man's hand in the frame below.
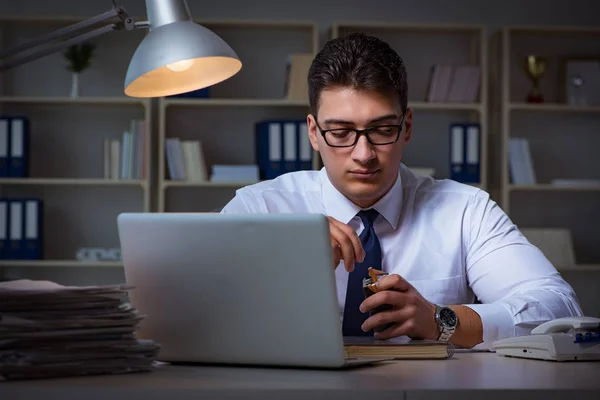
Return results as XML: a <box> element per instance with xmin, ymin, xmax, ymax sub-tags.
<box><xmin>359</xmin><ymin>274</ymin><xmax>439</xmax><ymax>340</ymax></box>
<box><xmin>327</xmin><ymin>216</ymin><xmax>365</xmax><ymax>272</ymax></box>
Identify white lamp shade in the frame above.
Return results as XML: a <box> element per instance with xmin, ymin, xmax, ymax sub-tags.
<box><xmin>124</xmin><ymin>20</ymin><xmax>242</xmax><ymax>98</ymax></box>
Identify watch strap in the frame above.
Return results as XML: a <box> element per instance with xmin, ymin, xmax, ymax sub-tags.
<box><xmin>435</xmin><ymin>305</ymin><xmax>457</xmax><ymax>342</ymax></box>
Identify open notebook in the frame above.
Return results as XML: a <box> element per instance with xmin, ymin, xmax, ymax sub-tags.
<box><xmin>344</xmin><ymin>336</ymin><xmax>455</xmax><ymax>360</ymax></box>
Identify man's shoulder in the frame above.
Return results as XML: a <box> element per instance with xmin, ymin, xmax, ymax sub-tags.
<box><xmin>239</xmin><ymin>169</ymin><xmax>322</xmax><ymax>195</ymax></box>
<box><xmin>402</xmin><ymin>166</ymin><xmax>489</xmax><ymax>204</ymax></box>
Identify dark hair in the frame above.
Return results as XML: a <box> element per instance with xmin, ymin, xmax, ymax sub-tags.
<box><xmin>308</xmin><ymin>32</ymin><xmax>408</xmax><ymax>116</ymax></box>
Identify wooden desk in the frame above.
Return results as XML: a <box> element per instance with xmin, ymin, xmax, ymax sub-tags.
<box><xmin>2</xmin><ymin>352</ymin><xmax>599</xmax><ymax>399</ymax></box>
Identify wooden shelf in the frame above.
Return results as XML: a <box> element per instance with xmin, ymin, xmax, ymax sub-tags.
<box><xmin>507</xmin><ymin>25</ymin><xmax>600</xmax><ymax>35</ymax></box>
<box><xmin>410</xmin><ymin>102</ymin><xmax>482</xmax><ymax>112</ymax></box>
<box><xmin>509</xmin><ymin>103</ymin><xmax>600</xmax><ymax>113</ymax></box>
<box><xmin>0</xmin><ymin>96</ymin><xmax>147</xmax><ymax>106</ymax></box>
<box><xmin>163</xmin><ymin>98</ymin><xmax>483</xmax><ymax>111</ymax></box>
<box><xmin>164</xmin><ymin>98</ymin><xmax>309</xmax><ymax>107</ymax></box>
<box><xmin>332</xmin><ymin>21</ymin><xmax>485</xmax><ymax>34</ymax></box>
<box><xmin>0</xmin><ymin>178</ymin><xmax>147</xmax><ymax>186</ymax></box>
<box><xmin>509</xmin><ymin>184</ymin><xmax>600</xmax><ymax>192</ymax></box>
<box><xmin>163</xmin><ymin>180</ymin><xmax>260</xmax><ymax>188</ymax></box>
<box><xmin>557</xmin><ymin>264</ymin><xmax>600</xmax><ymax>272</ymax></box>
<box><xmin>0</xmin><ymin>260</ymin><xmax>122</xmax><ymax>268</ymax></box>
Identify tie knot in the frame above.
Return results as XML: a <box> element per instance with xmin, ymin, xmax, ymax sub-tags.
<box><xmin>357</xmin><ymin>209</ymin><xmax>380</xmax><ymax>228</ymax></box>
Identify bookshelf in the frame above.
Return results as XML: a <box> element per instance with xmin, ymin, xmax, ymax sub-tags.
<box><xmin>495</xmin><ymin>25</ymin><xmax>600</xmax><ymax>316</ymax></box>
<box><xmin>498</xmin><ymin>25</ymin><xmax>600</xmax><ymax>256</ymax></box>
<box><xmin>157</xmin><ymin>19</ymin><xmax>319</xmax><ymax>212</ymax></box>
<box><xmin>0</xmin><ymin>15</ymin><xmax>151</xmax><ymax>277</ymax></box>
<box><xmin>331</xmin><ymin>21</ymin><xmax>489</xmax><ymax>191</ymax></box>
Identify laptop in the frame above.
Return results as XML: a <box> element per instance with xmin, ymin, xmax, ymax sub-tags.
<box><xmin>116</xmin><ymin>212</ymin><xmax>390</xmax><ymax>369</ymax></box>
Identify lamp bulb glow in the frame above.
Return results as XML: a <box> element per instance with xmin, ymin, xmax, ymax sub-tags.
<box><xmin>166</xmin><ymin>59</ymin><xmax>194</xmax><ymax>72</ymax></box>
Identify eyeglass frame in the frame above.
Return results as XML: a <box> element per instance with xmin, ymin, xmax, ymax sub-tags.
<box><xmin>313</xmin><ymin>112</ymin><xmax>407</xmax><ymax>148</ymax></box>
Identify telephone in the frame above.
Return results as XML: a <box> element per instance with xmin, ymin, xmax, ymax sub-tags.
<box><xmin>493</xmin><ymin>316</ymin><xmax>600</xmax><ymax>362</ymax></box>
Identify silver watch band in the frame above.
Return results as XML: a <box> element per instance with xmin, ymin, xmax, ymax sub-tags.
<box><xmin>438</xmin><ymin>327</ymin><xmax>454</xmax><ymax>342</ymax></box>
<box><xmin>435</xmin><ymin>305</ymin><xmax>457</xmax><ymax>342</ymax></box>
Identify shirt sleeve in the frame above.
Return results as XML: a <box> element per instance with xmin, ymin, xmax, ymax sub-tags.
<box><xmin>463</xmin><ymin>190</ymin><xmax>584</xmax><ymax>349</ymax></box>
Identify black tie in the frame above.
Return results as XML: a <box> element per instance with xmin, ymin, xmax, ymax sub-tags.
<box><xmin>342</xmin><ymin>209</ymin><xmax>381</xmax><ymax>336</ymax></box>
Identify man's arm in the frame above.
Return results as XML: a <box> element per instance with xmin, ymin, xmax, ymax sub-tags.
<box><xmin>462</xmin><ymin>190</ymin><xmax>583</xmax><ymax>348</ymax></box>
<box><xmin>360</xmin><ymin>190</ymin><xmax>582</xmax><ymax>349</ymax></box>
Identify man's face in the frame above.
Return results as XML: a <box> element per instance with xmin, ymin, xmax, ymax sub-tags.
<box><xmin>307</xmin><ymin>87</ymin><xmax>413</xmax><ymax>208</ymax></box>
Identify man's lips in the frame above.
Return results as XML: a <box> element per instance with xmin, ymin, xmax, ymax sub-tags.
<box><xmin>349</xmin><ymin>169</ymin><xmax>379</xmax><ymax>176</ymax></box>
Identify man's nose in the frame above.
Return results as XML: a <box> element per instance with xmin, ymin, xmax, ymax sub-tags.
<box><xmin>351</xmin><ymin>134</ymin><xmax>376</xmax><ymax>163</ymax></box>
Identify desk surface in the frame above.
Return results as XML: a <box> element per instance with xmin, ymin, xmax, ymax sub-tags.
<box><xmin>2</xmin><ymin>352</ymin><xmax>600</xmax><ymax>400</ymax></box>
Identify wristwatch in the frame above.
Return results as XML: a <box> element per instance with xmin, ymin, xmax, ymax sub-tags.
<box><xmin>434</xmin><ymin>305</ymin><xmax>458</xmax><ymax>342</ymax></box>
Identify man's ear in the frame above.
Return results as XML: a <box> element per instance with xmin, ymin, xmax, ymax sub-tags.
<box><xmin>307</xmin><ymin>113</ymin><xmax>320</xmax><ymax>151</ymax></box>
<box><xmin>403</xmin><ymin>108</ymin><xmax>413</xmax><ymax>143</ymax></box>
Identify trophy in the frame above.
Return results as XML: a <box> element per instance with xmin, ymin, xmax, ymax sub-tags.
<box><xmin>524</xmin><ymin>55</ymin><xmax>547</xmax><ymax>103</ymax></box>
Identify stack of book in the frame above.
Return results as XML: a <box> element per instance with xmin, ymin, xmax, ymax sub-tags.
<box><xmin>0</xmin><ymin>279</ymin><xmax>160</xmax><ymax>381</ymax></box>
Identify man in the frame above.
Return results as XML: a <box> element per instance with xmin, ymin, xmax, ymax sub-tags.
<box><xmin>221</xmin><ymin>32</ymin><xmax>583</xmax><ymax>349</ymax></box>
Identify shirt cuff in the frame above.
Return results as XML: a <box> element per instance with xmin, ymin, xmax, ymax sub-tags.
<box><xmin>464</xmin><ymin>303</ymin><xmax>516</xmax><ymax>350</ymax></box>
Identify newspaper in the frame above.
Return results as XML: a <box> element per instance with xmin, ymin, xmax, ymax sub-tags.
<box><xmin>0</xmin><ymin>279</ymin><xmax>160</xmax><ymax>381</ymax></box>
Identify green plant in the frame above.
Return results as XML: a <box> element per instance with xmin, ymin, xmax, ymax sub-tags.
<box><xmin>64</xmin><ymin>42</ymin><xmax>96</xmax><ymax>73</ymax></box>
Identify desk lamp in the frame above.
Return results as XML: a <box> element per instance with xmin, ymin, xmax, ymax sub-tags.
<box><xmin>0</xmin><ymin>0</ymin><xmax>242</xmax><ymax>97</ymax></box>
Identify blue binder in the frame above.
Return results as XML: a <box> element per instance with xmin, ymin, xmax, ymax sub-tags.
<box><xmin>7</xmin><ymin>199</ymin><xmax>23</xmax><ymax>259</ymax></box>
<box><xmin>0</xmin><ymin>117</ymin><xmax>9</xmax><ymax>177</ymax></box>
<box><xmin>255</xmin><ymin>120</ymin><xmax>284</xmax><ymax>180</ymax></box>
<box><xmin>464</xmin><ymin>123</ymin><xmax>481</xmax><ymax>183</ymax></box>
<box><xmin>449</xmin><ymin>123</ymin><xmax>480</xmax><ymax>184</ymax></box>
<box><xmin>0</xmin><ymin>198</ymin><xmax>7</xmax><ymax>259</ymax></box>
<box><xmin>8</xmin><ymin>116</ymin><xmax>30</xmax><ymax>178</ymax></box>
<box><xmin>449</xmin><ymin>123</ymin><xmax>466</xmax><ymax>182</ymax></box>
<box><xmin>22</xmin><ymin>198</ymin><xmax>43</xmax><ymax>260</ymax></box>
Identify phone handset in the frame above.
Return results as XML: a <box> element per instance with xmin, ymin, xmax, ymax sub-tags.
<box><xmin>531</xmin><ymin>316</ymin><xmax>600</xmax><ymax>336</ymax></box>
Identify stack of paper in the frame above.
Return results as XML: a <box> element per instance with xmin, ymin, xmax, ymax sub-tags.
<box><xmin>0</xmin><ymin>279</ymin><xmax>160</xmax><ymax>381</ymax></box>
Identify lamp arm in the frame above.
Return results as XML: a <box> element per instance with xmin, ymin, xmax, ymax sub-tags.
<box><xmin>0</xmin><ymin>5</ymin><xmax>149</xmax><ymax>72</ymax></box>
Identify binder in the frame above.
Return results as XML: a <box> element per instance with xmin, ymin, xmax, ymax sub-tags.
<box><xmin>298</xmin><ymin>122</ymin><xmax>312</xmax><ymax>170</ymax></box>
<box><xmin>0</xmin><ymin>198</ymin><xmax>7</xmax><ymax>259</ymax></box>
<box><xmin>255</xmin><ymin>120</ymin><xmax>283</xmax><ymax>180</ymax></box>
<box><xmin>449</xmin><ymin>124</ymin><xmax>466</xmax><ymax>182</ymax></box>
<box><xmin>9</xmin><ymin>116</ymin><xmax>30</xmax><ymax>178</ymax></box>
<box><xmin>0</xmin><ymin>117</ymin><xmax>9</xmax><ymax>177</ymax></box>
<box><xmin>8</xmin><ymin>200</ymin><xmax>23</xmax><ymax>259</ymax></box>
<box><xmin>464</xmin><ymin>123</ymin><xmax>481</xmax><ymax>183</ymax></box>
<box><xmin>283</xmin><ymin>122</ymin><xmax>297</xmax><ymax>174</ymax></box>
<box><xmin>23</xmin><ymin>198</ymin><xmax>43</xmax><ymax>260</ymax></box>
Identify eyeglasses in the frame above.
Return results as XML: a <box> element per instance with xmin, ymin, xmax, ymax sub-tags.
<box><xmin>314</xmin><ymin>113</ymin><xmax>406</xmax><ymax>148</ymax></box>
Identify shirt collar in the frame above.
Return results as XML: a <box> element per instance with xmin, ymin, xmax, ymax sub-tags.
<box><xmin>320</xmin><ymin>167</ymin><xmax>403</xmax><ymax>229</ymax></box>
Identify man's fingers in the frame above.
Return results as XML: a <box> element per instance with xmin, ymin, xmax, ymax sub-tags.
<box><xmin>327</xmin><ymin>217</ymin><xmax>365</xmax><ymax>272</ymax></box>
<box><xmin>360</xmin><ymin>289</ymin><xmax>408</xmax><ymax>314</ymax></box>
<box><xmin>331</xmin><ymin>239</ymin><xmax>342</xmax><ymax>268</ymax></box>
<box><xmin>328</xmin><ymin>217</ymin><xmax>365</xmax><ymax>268</ymax></box>
<box><xmin>373</xmin><ymin>312</ymin><xmax>419</xmax><ymax>340</ymax></box>
<box><xmin>377</xmin><ymin>274</ymin><xmax>412</xmax><ymax>292</ymax></box>
<box><xmin>361</xmin><ymin>305</ymin><xmax>416</xmax><ymax>334</ymax></box>
<box><xmin>329</xmin><ymin>223</ymin><xmax>357</xmax><ymax>271</ymax></box>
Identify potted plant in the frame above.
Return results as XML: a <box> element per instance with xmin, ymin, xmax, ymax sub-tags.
<box><xmin>64</xmin><ymin>42</ymin><xmax>96</xmax><ymax>98</ymax></box>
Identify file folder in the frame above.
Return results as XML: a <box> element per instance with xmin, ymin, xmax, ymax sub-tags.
<box><xmin>23</xmin><ymin>198</ymin><xmax>43</xmax><ymax>259</ymax></box>
<box><xmin>464</xmin><ymin>124</ymin><xmax>480</xmax><ymax>183</ymax></box>
<box><xmin>0</xmin><ymin>118</ymin><xmax>9</xmax><ymax>177</ymax></box>
<box><xmin>8</xmin><ymin>200</ymin><xmax>23</xmax><ymax>259</ymax></box>
<box><xmin>298</xmin><ymin>122</ymin><xmax>312</xmax><ymax>170</ymax></box>
<box><xmin>0</xmin><ymin>199</ymin><xmax>7</xmax><ymax>259</ymax></box>
<box><xmin>449</xmin><ymin>124</ymin><xmax>466</xmax><ymax>182</ymax></box>
<box><xmin>255</xmin><ymin>120</ymin><xmax>283</xmax><ymax>180</ymax></box>
<box><xmin>283</xmin><ymin>122</ymin><xmax>297</xmax><ymax>174</ymax></box>
<box><xmin>9</xmin><ymin>117</ymin><xmax>30</xmax><ymax>178</ymax></box>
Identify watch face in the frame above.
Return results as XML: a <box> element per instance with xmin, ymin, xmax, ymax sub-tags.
<box><xmin>440</xmin><ymin>307</ymin><xmax>457</xmax><ymax>328</ymax></box>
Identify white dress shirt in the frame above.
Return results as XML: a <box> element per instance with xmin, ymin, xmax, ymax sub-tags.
<box><xmin>220</xmin><ymin>163</ymin><xmax>583</xmax><ymax>348</ymax></box>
